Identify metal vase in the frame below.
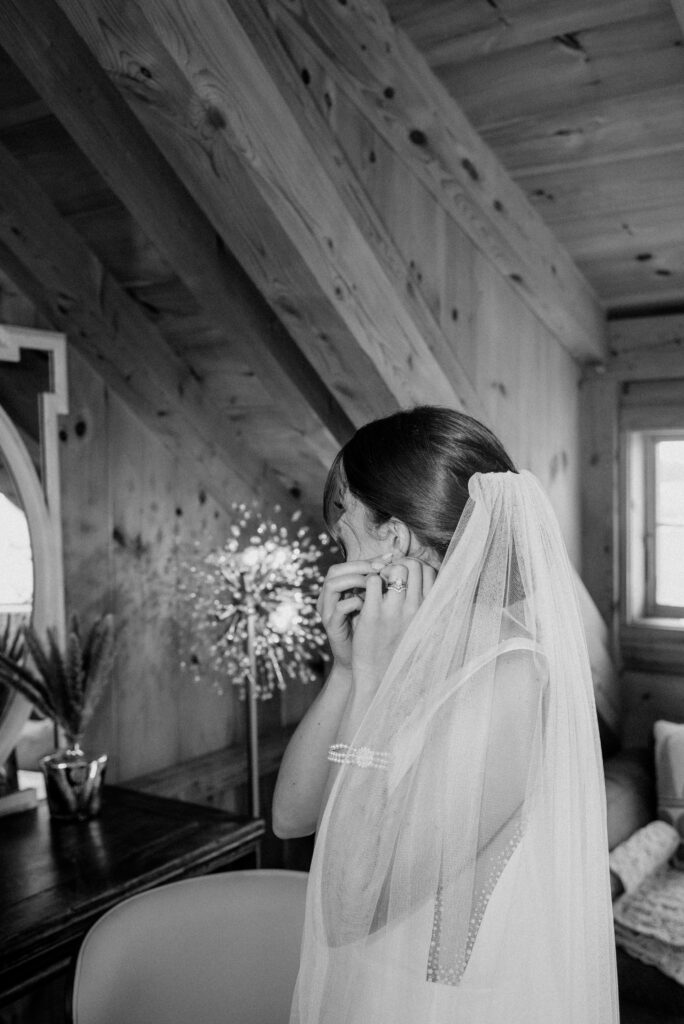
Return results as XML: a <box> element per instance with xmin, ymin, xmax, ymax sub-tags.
<box><xmin>40</xmin><ymin>744</ymin><xmax>107</xmax><ymax>821</ymax></box>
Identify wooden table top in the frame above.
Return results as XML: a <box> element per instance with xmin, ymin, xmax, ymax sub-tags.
<box><xmin>0</xmin><ymin>786</ymin><xmax>265</xmax><ymax>1003</ymax></box>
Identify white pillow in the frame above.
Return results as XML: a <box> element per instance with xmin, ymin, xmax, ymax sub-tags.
<box><xmin>653</xmin><ymin>720</ymin><xmax>684</xmax><ymax>868</ymax></box>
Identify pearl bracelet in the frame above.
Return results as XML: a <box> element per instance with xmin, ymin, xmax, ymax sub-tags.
<box><xmin>327</xmin><ymin>743</ymin><xmax>392</xmax><ymax>770</ymax></box>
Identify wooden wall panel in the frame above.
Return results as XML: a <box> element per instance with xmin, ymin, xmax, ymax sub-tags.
<box><xmin>2</xmin><ymin>0</ymin><xmax>614</xmax><ymax>790</ymax></box>
<box><xmin>107</xmin><ymin>403</ymin><xmax>179</xmax><ymax>779</ymax></box>
<box><xmin>59</xmin><ymin>347</ymin><xmax>289</xmax><ymax>784</ymax></box>
<box><xmin>579</xmin><ymin>371</ymin><xmax>619</xmax><ymax>633</ymax></box>
<box><xmin>470</xmin><ymin>252</ymin><xmax>582</xmax><ymax>563</ymax></box>
<box><xmin>580</xmin><ymin>317</ymin><xmax>684</xmax><ymax>744</ymax></box>
<box><xmin>622</xmin><ymin>670</ymin><xmax>684</xmax><ymax>747</ymax></box>
<box><xmin>331</xmin><ymin>84</ymin><xmax>584</xmax><ymax>564</ymax></box>
<box><xmin>260</xmin><ymin>0</ymin><xmax>604</xmax><ymax>362</ymax></box>
<box><xmin>58</xmin><ymin>348</ymin><xmax>115</xmax><ymax>766</ymax></box>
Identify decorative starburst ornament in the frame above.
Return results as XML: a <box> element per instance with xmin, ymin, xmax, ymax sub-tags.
<box><xmin>179</xmin><ymin>505</ymin><xmax>330</xmax><ymax>700</ymax></box>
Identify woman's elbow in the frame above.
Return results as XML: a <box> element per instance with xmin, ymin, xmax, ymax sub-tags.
<box><xmin>272</xmin><ymin>808</ymin><xmax>316</xmax><ymax>840</ymax></box>
<box><xmin>272</xmin><ymin>777</ymin><xmax>318</xmax><ymax>838</ymax></box>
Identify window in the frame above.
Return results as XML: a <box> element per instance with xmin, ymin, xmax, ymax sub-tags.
<box><xmin>643</xmin><ymin>434</ymin><xmax>684</xmax><ymax>617</ymax></box>
<box><xmin>618</xmin><ymin>376</ymin><xmax>684</xmax><ymax>626</ymax></box>
<box><xmin>621</xmin><ymin>377</ymin><xmax>684</xmax><ymax>630</ymax></box>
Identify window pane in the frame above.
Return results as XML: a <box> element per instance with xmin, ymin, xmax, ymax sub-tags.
<box><xmin>656</xmin><ymin>440</ymin><xmax>684</xmax><ymax>523</ymax></box>
<box><xmin>656</xmin><ymin>525</ymin><xmax>684</xmax><ymax>607</ymax></box>
<box><xmin>655</xmin><ymin>440</ymin><xmax>684</xmax><ymax>607</ymax></box>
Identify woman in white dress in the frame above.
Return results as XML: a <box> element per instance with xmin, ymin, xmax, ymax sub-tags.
<box><xmin>273</xmin><ymin>406</ymin><xmax>618</xmax><ymax>1024</ymax></box>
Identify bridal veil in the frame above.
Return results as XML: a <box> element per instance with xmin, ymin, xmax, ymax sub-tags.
<box><xmin>291</xmin><ymin>470</ymin><xmax>619</xmax><ymax>1024</ymax></box>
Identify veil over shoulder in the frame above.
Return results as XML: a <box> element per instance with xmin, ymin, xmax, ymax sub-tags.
<box><xmin>291</xmin><ymin>471</ymin><xmax>619</xmax><ymax>1024</ymax></box>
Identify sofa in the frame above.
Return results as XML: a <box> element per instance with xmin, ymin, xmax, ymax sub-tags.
<box><xmin>605</xmin><ymin>747</ymin><xmax>684</xmax><ymax>1016</ymax></box>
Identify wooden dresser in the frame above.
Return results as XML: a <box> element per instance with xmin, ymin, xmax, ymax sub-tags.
<box><xmin>0</xmin><ymin>786</ymin><xmax>264</xmax><ymax>1017</ymax></box>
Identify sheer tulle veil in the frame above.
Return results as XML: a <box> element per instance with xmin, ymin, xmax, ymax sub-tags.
<box><xmin>291</xmin><ymin>470</ymin><xmax>619</xmax><ymax>1024</ymax></box>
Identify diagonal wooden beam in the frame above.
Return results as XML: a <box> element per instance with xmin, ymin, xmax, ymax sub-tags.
<box><xmin>262</xmin><ymin>0</ymin><xmax>606</xmax><ymax>363</ymax></box>
<box><xmin>0</xmin><ymin>0</ymin><xmax>351</xmax><ymax>462</ymax></box>
<box><xmin>0</xmin><ymin>140</ymin><xmax>296</xmax><ymax>511</ymax></box>
<box><xmin>55</xmin><ymin>0</ymin><xmax>488</xmax><ymax>424</ymax></box>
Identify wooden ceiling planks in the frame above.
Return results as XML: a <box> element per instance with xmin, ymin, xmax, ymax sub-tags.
<box><xmin>264</xmin><ymin>0</ymin><xmax>604</xmax><ymax>361</ymax></box>
<box><xmin>0</xmin><ymin>116</ymin><xmax>113</xmax><ymax>220</ymax></box>
<box><xmin>0</xmin><ymin>138</ymin><xmax>304</xmax><ymax>511</ymax></box>
<box><xmin>520</xmin><ymin>151</ymin><xmax>684</xmax><ymax>229</ymax></box>
<box><xmin>391</xmin><ymin>0</ymin><xmax>664</xmax><ymax>68</ymax></box>
<box><xmin>0</xmin><ymin>0</ymin><xmax>352</xmax><ymax>466</ymax></box>
<box><xmin>2</xmin><ymin>0</ymin><xmax>683</xmax><ymax>468</ymax></box>
<box><xmin>518</xmin><ymin>148</ymin><xmax>684</xmax><ymax>305</ymax></box>
<box><xmin>55</xmin><ymin>0</ymin><xmax>488</xmax><ymax>422</ymax></box>
<box><xmin>580</xmin><ymin>241</ymin><xmax>684</xmax><ymax>311</ymax></box>
<box><xmin>0</xmin><ymin>103</ymin><xmax>324</xmax><ymax>514</ymax></box>
<box><xmin>386</xmin><ymin>0</ymin><xmax>684</xmax><ymax>315</ymax></box>
<box><xmin>481</xmin><ymin>84</ymin><xmax>684</xmax><ymax>176</ymax></box>
<box><xmin>435</xmin><ymin>11</ymin><xmax>684</xmax><ymax>129</ymax></box>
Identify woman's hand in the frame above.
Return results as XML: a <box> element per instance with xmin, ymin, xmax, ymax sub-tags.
<box><xmin>317</xmin><ymin>560</ymin><xmax>375</xmax><ymax>669</ymax></box>
<box><xmin>351</xmin><ymin>556</ymin><xmax>437</xmax><ymax>698</ymax></box>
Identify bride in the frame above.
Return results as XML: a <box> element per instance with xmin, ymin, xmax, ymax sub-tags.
<box><xmin>273</xmin><ymin>406</ymin><xmax>618</xmax><ymax>1024</ymax></box>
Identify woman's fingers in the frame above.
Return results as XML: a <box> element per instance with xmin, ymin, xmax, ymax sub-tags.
<box><xmin>360</xmin><ymin>572</ymin><xmax>384</xmax><ymax>615</ymax></box>
<box><xmin>317</xmin><ymin>571</ymin><xmax>371</xmax><ymax>619</ymax></box>
<box><xmin>382</xmin><ymin>562</ymin><xmax>411</xmax><ymax>605</ymax></box>
<box><xmin>331</xmin><ymin>595</ymin><xmax>364</xmax><ymax>621</ymax></box>
<box><xmin>326</xmin><ymin>560</ymin><xmax>374</xmax><ymax>578</ymax></box>
<box><xmin>380</xmin><ymin>557</ymin><xmax>426</xmax><ymax>609</ymax></box>
<box><xmin>324</xmin><ymin>572</ymin><xmax>371</xmax><ymax>595</ymax></box>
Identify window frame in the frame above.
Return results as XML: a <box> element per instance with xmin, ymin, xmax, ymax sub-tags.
<box><xmin>621</xmin><ymin>417</ymin><xmax>684</xmax><ymax>630</ymax></box>
<box><xmin>642</xmin><ymin>430</ymin><xmax>684</xmax><ymax>619</ymax></box>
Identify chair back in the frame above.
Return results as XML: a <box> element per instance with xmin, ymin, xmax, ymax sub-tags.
<box><xmin>72</xmin><ymin>868</ymin><xmax>308</xmax><ymax>1024</ymax></box>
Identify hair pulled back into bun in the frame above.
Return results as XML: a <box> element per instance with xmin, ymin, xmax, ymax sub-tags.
<box><xmin>323</xmin><ymin>406</ymin><xmax>516</xmax><ymax>558</ymax></box>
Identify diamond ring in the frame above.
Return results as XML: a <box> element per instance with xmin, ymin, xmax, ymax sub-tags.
<box><xmin>386</xmin><ymin>579</ymin><xmax>408</xmax><ymax>593</ymax></box>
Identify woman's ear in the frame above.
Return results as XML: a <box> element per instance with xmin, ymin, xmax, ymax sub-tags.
<box><xmin>389</xmin><ymin>519</ymin><xmax>412</xmax><ymax>556</ymax></box>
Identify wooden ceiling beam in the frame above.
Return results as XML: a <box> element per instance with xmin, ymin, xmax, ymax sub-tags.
<box><xmin>0</xmin><ymin>140</ymin><xmax>296</xmax><ymax>511</ymax></box>
<box><xmin>0</xmin><ymin>0</ymin><xmax>351</xmax><ymax>464</ymax></box>
<box><xmin>55</xmin><ymin>0</ymin><xmax>487</xmax><ymax>424</ymax></box>
<box><xmin>262</xmin><ymin>0</ymin><xmax>606</xmax><ymax>362</ymax></box>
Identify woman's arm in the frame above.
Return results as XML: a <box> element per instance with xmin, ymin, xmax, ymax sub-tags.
<box><xmin>273</xmin><ymin>555</ymin><xmax>435</xmax><ymax>838</ymax></box>
<box><xmin>272</xmin><ymin>557</ymin><xmax>376</xmax><ymax>838</ymax></box>
<box><xmin>272</xmin><ymin>662</ymin><xmax>352</xmax><ymax>838</ymax></box>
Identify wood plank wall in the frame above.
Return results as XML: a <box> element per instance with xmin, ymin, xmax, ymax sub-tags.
<box><xmin>328</xmin><ymin>75</ymin><xmax>583</xmax><ymax>563</ymax></box>
<box><xmin>582</xmin><ymin>313</ymin><xmax>684</xmax><ymax>746</ymax></box>
<box><xmin>0</xmin><ymin>268</ymin><xmax>317</xmax><ymax>798</ymax></box>
<box><xmin>3</xmin><ymin>274</ymin><xmax>584</xmax><ymax>802</ymax></box>
<box><xmin>58</xmin><ymin>347</ymin><xmax>317</xmax><ymax>787</ymax></box>
<box><xmin>0</xmin><ymin>71</ymin><xmax>591</xmax><ymax>797</ymax></box>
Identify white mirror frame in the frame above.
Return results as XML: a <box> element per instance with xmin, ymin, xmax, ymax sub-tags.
<box><xmin>0</xmin><ymin>325</ymin><xmax>68</xmax><ymax>765</ymax></box>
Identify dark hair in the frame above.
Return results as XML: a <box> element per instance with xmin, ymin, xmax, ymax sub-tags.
<box><xmin>323</xmin><ymin>406</ymin><xmax>516</xmax><ymax>558</ymax></box>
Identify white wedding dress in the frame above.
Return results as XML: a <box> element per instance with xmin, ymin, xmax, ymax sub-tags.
<box><xmin>290</xmin><ymin>472</ymin><xmax>619</xmax><ymax>1024</ymax></box>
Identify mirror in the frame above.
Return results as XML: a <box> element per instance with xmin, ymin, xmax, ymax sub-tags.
<box><xmin>0</xmin><ymin>453</ymin><xmax>33</xmax><ymax>615</ymax></box>
<box><xmin>0</xmin><ymin>325</ymin><xmax>68</xmax><ymax>766</ymax></box>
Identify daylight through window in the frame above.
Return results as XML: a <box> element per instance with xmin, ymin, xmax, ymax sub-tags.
<box><xmin>651</xmin><ymin>437</ymin><xmax>684</xmax><ymax>613</ymax></box>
